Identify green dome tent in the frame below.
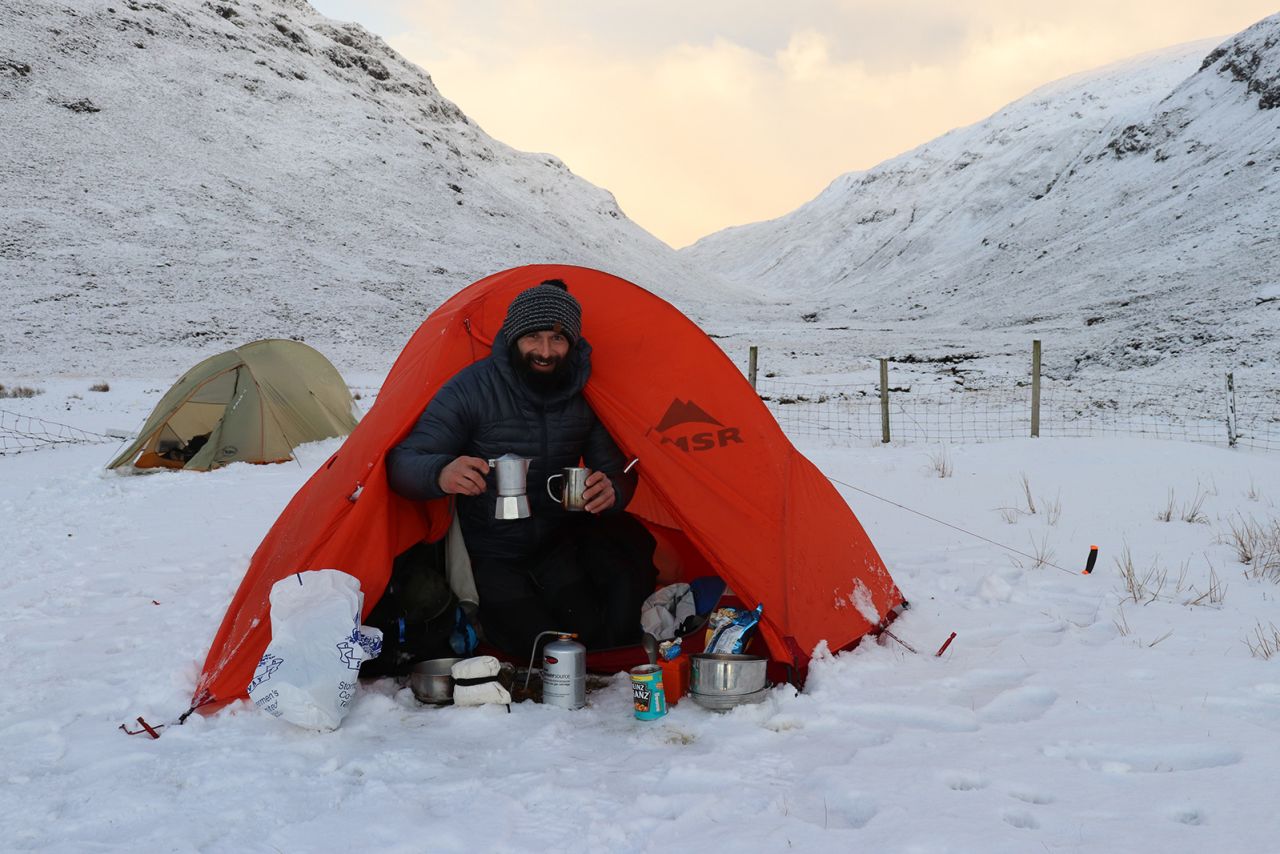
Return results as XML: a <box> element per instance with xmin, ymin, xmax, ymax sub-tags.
<box><xmin>107</xmin><ymin>340</ymin><xmax>359</xmax><ymax>472</ymax></box>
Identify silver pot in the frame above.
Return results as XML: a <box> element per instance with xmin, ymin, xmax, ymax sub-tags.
<box><xmin>690</xmin><ymin>653</ymin><xmax>768</xmax><ymax>697</ymax></box>
<box><xmin>408</xmin><ymin>657</ymin><xmax>463</xmax><ymax>704</ymax></box>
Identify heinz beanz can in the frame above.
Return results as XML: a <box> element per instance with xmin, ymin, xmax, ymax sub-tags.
<box><xmin>630</xmin><ymin>664</ymin><xmax>667</xmax><ymax>720</ymax></box>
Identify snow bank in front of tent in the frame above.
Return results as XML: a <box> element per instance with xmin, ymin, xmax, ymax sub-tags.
<box><xmin>3</xmin><ymin>381</ymin><xmax>1280</xmax><ymax>851</ymax></box>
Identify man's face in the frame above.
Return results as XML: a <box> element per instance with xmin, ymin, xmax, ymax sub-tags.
<box><xmin>516</xmin><ymin>330</ymin><xmax>570</xmax><ymax>374</ymax></box>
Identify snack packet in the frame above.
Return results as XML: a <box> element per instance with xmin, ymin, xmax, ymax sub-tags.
<box><xmin>703</xmin><ymin>607</ymin><xmax>740</xmax><ymax>647</ymax></box>
<box><xmin>707</xmin><ymin>603</ymin><xmax>764</xmax><ymax>655</ymax></box>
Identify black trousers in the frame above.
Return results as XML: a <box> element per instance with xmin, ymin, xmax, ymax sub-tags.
<box><xmin>472</xmin><ymin>513</ymin><xmax>658</xmax><ymax>660</ymax></box>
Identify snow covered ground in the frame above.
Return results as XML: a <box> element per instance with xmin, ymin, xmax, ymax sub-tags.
<box><xmin>5</xmin><ymin>3</ymin><xmax>1280</xmax><ymax>849</ymax></box>
<box><xmin>4</xmin><ymin>380</ymin><xmax>1280</xmax><ymax>852</ymax></box>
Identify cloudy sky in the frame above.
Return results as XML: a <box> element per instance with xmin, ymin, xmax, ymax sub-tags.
<box><xmin>309</xmin><ymin>1</ymin><xmax>1275</xmax><ymax>248</ymax></box>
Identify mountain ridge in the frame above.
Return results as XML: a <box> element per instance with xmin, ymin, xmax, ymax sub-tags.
<box><xmin>682</xmin><ymin>19</ymin><xmax>1280</xmax><ymax>379</ymax></box>
<box><xmin>0</xmin><ymin>0</ymin><xmax>735</xmax><ymax>377</ymax></box>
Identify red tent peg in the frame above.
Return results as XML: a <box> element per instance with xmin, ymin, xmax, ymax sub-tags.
<box><xmin>119</xmin><ymin>716</ymin><xmax>164</xmax><ymax>739</ymax></box>
<box><xmin>935</xmin><ymin>631</ymin><xmax>957</xmax><ymax>657</ymax></box>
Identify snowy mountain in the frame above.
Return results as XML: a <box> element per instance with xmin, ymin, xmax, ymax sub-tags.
<box><xmin>683</xmin><ymin>17</ymin><xmax>1280</xmax><ymax>380</ymax></box>
<box><xmin>0</xmin><ymin>0</ymin><xmax>736</xmax><ymax>377</ymax></box>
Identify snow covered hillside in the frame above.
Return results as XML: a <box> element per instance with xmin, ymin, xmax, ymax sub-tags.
<box><xmin>683</xmin><ymin>17</ymin><xmax>1280</xmax><ymax>382</ymax></box>
<box><xmin>0</xmin><ymin>0</ymin><xmax>735</xmax><ymax>378</ymax></box>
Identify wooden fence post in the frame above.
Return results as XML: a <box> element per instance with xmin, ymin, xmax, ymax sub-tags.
<box><xmin>1226</xmin><ymin>372</ymin><xmax>1237</xmax><ymax>447</ymax></box>
<box><xmin>748</xmin><ymin>346</ymin><xmax>758</xmax><ymax>390</ymax></box>
<box><xmin>1031</xmin><ymin>339</ymin><xmax>1041</xmax><ymax>438</ymax></box>
<box><xmin>879</xmin><ymin>358</ymin><xmax>891</xmax><ymax>444</ymax></box>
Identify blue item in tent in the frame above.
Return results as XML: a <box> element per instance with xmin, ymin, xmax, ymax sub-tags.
<box><xmin>689</xmin><ymin>576</ymin><xmax>727</xmax><ymax>615</ymax></box>
<box><xmin>449</xmin><ymin>606</ymin><xmax>478</xmax><ymax>656</ymax></box>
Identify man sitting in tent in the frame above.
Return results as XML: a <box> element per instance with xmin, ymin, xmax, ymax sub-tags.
<box><xmin>386</xmin><ymin>279</ymin><xmax>657</xmax><ymax>659</ymax></box>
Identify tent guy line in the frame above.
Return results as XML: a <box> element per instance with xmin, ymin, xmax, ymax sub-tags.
<box><xmin>825</xmin><ymin>475</ymin><xmax>1091</xmax><ymax>578</ymax></box>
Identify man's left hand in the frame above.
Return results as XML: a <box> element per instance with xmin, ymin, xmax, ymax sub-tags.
<box><xmin>581</xmin><ymin>470</ymin><xmax>615</xmax><ymax>514</ymax></box>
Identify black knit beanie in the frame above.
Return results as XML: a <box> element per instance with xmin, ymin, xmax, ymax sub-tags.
<box><xmin>500</xmin><ymin>279</ymin><xmax>582</xmax><ymax>344</ymax></box>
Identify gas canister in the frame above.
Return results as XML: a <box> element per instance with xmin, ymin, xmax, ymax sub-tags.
<box><xmin>541</xmin><ymin>633</ymin><xmax>586</xmax><ymax>709</ymax></box>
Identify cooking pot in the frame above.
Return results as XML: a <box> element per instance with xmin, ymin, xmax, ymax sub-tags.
<box><xmin>408</xmin><ymin>657</ymin><xmax>463</xmax><ymax>704</ymax></box>
<box><xmin>690</xmin><ymin>653</ymin><xmax>767</xmax><ymax>697</ymax></box>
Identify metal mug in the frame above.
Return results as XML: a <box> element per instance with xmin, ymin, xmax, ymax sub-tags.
<box><xmin>546</xmin><ymin>466</ymin><xmax>590</xmax><ymax>511</ymax></box>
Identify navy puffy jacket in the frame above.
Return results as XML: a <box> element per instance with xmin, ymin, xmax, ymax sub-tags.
<box><xmin>386</xmin><ymin>333</ymin><xmax>636</xmax><ymax>563</ymax></box>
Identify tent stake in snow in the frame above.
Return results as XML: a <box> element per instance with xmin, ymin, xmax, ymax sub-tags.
<box><xmin>935</xmin><ymin>632</ymin><xmax>957</xmax><ymax>657</ymax></box>
<box><xmin>880</xmin><ymin>628</ymin><xmax>917</xmax><ymax>654</ymax></box>
<box><xmin>119</xmin><ymin>717</ymin><xmax>164</xmax><ymax>739</ymax></box>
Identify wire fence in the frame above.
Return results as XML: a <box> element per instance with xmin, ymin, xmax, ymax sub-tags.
<box><xmin>758</xmin><ymin>374</ymin><xmax>1280</xmax><ymax>452</ymax></box>
<box><xmin>0</xmin><ymin>408</ymin><xmax>117</xmax><ymax>455</ymax></box>
<box><xmin>4</xmin><ymin>368</ymin><xmax>1277</xmax><ymax>457</ymax></box>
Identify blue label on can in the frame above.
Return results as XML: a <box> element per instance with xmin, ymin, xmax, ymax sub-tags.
<box><xmin>631</xmin><ymin>665</ymin><xmax>666</xmax><ymax>720</ymax></box>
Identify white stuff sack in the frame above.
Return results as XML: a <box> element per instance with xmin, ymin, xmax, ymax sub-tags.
<box><xmin>247</xmin><ymin>569</ymin><xmax>383</xmax><ymax>731</ymax></box>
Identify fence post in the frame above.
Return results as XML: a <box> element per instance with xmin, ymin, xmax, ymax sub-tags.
<box><xmin>879</xmin><ymin>358</ymin><xmax>891</xmax><ymax>444</ymax></box>
<box><xmin>1031</xmin><ymin>339</ymin><xmax>1041</xmax><ymax>438</ymax></box>
<box><xmin>1226</xmin><ymin>372</ymin><xmax>1237</xmax><ymax>447</ymax></box>
<box><xmin>748</xmin><ymin>345</ymin><xmax>758</xmax><ymax>390</ymax></box>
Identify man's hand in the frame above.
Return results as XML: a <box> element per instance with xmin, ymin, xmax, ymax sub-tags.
<box><xmin>582</xmin><ymin>470</ymin><xmax>615</xmax><ymax>514</ymax></box>
<box><xmin>438</xmin><ymin>456</ymin><xmax>490</xmax><ymax>496</ymax></box>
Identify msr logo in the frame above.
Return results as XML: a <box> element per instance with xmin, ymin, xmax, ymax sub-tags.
<box><xmin>656</xmin><ymin>399</ymin><xmax>744</xmax><ymax>453</ymax></box>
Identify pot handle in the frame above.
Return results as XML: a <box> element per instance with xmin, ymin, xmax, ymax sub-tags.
<box><xmin>546</xmin><ymin>473</ymin><xmax>564</xmax><ymax>502</ymax></box>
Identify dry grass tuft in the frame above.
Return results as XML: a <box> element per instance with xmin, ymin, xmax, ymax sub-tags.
<box><xmin>1020</xmin><ymin>472</ymin><xmax>1037</xmax><ymax>515</ymax></box>
<box><xmin>1222</xmin><ymin>514</ymin><xmax>1280</xmax><ymax>582</ymax></box>
<box><xmin>1116</xmin><ymin>545</ymin><xmax>1169</xmax><ymax>604</ymax></box>
<box><xmin>1011</xmin><ymin>532</ymin><xmax>1055</xmax><ymax>570</ymax></box>
<box><xmin>927</xmin><ymin>446</ymin><xmax>954</xmax><ymax>478</ymax></box>
<box><xmin>1043</xmin><ymin>491</ymin><xmax>1062</xmax><ymax>526</ymax></box>
<box><xmin>1180</xmin><ymin>486</ymin><xmax>1209</xmax><ymax>524</ymax></box>
<box><xmin>1185</xmin><ymin>562</ymin><xmax>1228</xmax><ymax>608</ymax></box>
<box><xmin>0</xmin><ymin>384</ymin><xmax>43</xmax><ymax>398</ymax></box>
<box><xmin>89</xmin><ymin>381</ymin><xmax>110</xmax><ymax>392</ymax></box>
<box><xmin>1246</xmin><ymin>621</ymin><xmax>1280</xmax><ymax>660</ymax></box>
<box><xmin>1156</xmin><ymin>489</ymin><xmax>1176</xmax><ymax>522</ymax></box>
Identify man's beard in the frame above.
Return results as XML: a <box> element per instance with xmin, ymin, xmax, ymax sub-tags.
<box><xmin>512</xmin><ymin>348</ymin><xmax>571</xmax><ymax>393</ymax></box>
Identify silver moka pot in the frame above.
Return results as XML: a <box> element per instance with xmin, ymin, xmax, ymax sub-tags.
<box><xmin>488</xmin><ymin>453</ymin><xmax>532</xmax><ymax>520</ymax></box>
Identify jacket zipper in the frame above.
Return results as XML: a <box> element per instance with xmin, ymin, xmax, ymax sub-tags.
<box><xmin>539</xmin><ymin>405</ymin><xmax>549</xmax><ymax>475</ymax></box>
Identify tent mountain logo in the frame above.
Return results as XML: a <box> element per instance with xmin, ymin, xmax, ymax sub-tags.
<box><xmin>656</xmin><ymin>398</ymin><xmax>743</xmax><ymax>452</ymax></box>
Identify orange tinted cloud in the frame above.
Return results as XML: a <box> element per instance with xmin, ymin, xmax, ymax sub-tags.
<box><xmin>315</xmin><ymin>1</ymin><xmax>1278</xmax><ymax>246</ymax></box>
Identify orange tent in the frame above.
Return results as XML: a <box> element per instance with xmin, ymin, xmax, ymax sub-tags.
<box><xmin>192</xmin><ymin>265</ymin><xmax>903</xmax><ymax>710</ymax></box>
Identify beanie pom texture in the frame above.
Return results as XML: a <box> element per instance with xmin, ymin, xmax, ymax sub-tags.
<box><xmin>500</xmin><ymin>280</ymin><xmax>583</xmax><ymax>344</ymax></box>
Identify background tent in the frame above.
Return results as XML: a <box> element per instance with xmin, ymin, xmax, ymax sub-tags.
<box><xmin>108</xmin><ymin>339</ymin><xmax>359</xmax><ymax>472</ymax></box>
<box><xmin>192</xmin><ymin>266</ymin><xmax>903</xmax><ymax>711</ymax></box>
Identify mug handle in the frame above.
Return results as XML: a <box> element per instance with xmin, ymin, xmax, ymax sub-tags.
<box><xmin>546</xmin><ymin>473</ymin><xmax>564</xmax><ymax>502</ymax></box>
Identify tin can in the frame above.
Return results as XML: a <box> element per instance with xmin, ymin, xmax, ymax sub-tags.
<box><xmin>542</xmin><ymin>634</ymin><xmax>586</xmax><ymax>709</ymax></box>
<box><xmin>630</xmin><ymin>664</ymin><xmax>667</xmax><ymax>720</ymax></box>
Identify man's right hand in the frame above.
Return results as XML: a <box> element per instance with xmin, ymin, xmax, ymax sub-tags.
<box><xmin>438</xmin><ymin>456</ymin><xmax>490</xmax><ymax>496</ymax></box>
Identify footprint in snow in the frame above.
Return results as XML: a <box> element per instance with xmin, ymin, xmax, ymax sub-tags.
<box><xmin>1008</xmin><ymin>788</ymin><xmax>1054</xmax><ymax>805</ymax></box>
<box><xmin>1042</xmin><ymin>741</ymin><xmax>1241</xmax><ymax>773</ymax></box>
<box><xmin>941</xmin><ymin>770</ymin><xmax>988</xmax><ymax>791</ymax></box>
<box><xmin>1170</xmin><ymin>806</ymin><xmax>1208</xmax><ymax>826</ymax></box>
<box><xmin>977</xmin><ymin>686</ymin><xmax>1059</xmax><ymax>724</ymax></box>
<box><xmin>1002</xmin><ymin>809</ymin><xmax>1040</xmax><ymax>830</ymax></box>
